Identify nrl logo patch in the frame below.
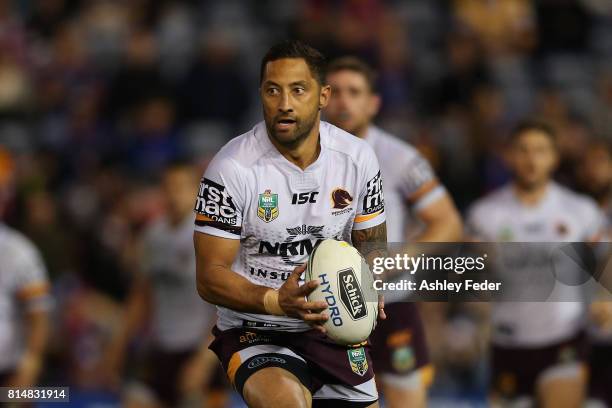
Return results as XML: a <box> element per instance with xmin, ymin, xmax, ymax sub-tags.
<box><xmin>347</xmin><ymin>346</ymin><xmax>368</xmax><ymax>377</ymax></box>
<box><xmin>392</xmin><ymin>346</ymin><xmax>415</xmax><ymax>372</ymax></box>
<box><xmin>258</xmin><ymin>189</ymin><xmax>279</xmax><ymax>222</ymax></box>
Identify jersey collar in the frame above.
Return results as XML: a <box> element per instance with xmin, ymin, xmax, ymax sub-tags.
<box><xmin>509</xmin><ymin>181</ymin><xmax>558</xmax><ymax>210</ymax></box>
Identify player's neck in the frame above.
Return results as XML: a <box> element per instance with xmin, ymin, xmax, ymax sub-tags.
<box><xmin>512</xmin><ymin>181</ymin><xmax>550</xmax><ymax>206</ymax></box>
<box><xmin>354</xmin><ymin>124</ymin><xmax>370</xmax><ymax>139</ymax></box>
<box><xmin>272</xmin><ymin>123</ymin><xmax>321</xmax><ymax>170</ymax></box>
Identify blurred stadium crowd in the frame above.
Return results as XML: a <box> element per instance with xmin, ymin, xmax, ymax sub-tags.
<box><xmin>0</xmin><ymin>0</ymin><xmax>611</xmax><ymax>406</ymax></box>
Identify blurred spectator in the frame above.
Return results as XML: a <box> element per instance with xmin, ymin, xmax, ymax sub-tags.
<box><xmin>453</xmin><ymin>0</ymin><xmax>536</xmax><ymax>57</ymax></box>
<box><xmin>124</xmin><ymin>95</ymin><xmax>183</xmax><ymax>176</ymax></box>
<box><xmin>535</xmin><ymin>0</ymin><xmax>591</xmax><ymax>54</ymax></box>
<box><xmin>592</xmin><ymin>72</ymin><xmax>612</xmax><ymax>142</ymax></box>
<box><xmin>178</xmin><ymin>33</ymin><xmax>250</xmax><ymax>127</ymax></box>
<box><xmin>27</xmin><ymin>0</ymin><xmax>75</xmax><ymax>40</ymax></box>
<box><xmin>104</xmin><ymin>29</ymin><xmax>167</xmax><ymax>121</ymax></box>
<box><xmin>0</xmin><ymin>52</ymin><xmax>31</xmax><ymax>115</ymax></box>
<box><xmin>428</xmin><ymin>30</ymin><xmax>490</xmax><ymax>115</ymax></box>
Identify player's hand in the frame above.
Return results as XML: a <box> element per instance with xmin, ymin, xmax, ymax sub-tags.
<box><xmin>277</xmin><ymin>264</ymin><xmax>329</xmax><ymax>332</ymax></box>
<box><xmin>378</xmin><ymin>294</ymin><xmax>386</xmax><ymax>320</ymax></box>
<box><xmin>590</xmin><ymin>301</ymin><xmax>612</xmax><ymax>332</ymax></box>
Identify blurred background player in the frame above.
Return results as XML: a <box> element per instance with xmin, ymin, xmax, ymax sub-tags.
<box><xmin>102</xmin><ymin>161</ymin><xmax>223</xmax><ymax>408</ymax></box>
<box><xmin>576</xmin><ymin>141</ymin><xmax>612</xmax><ymax>226</ymax></box>
<box><xmin>466</xmin><ymin>122</ymin><xmax>607</xmax><ymax>408</ymax></box>
<box><xmin>324</xmin><ymin>57</ymin><xmax>463</xmax><ymax>408</ymax></box>
<box><xmin>576</xmin><ymin>141</ymin><xmax>612</xmax><ymax>408</ymax></box>
<box><xmin>0</xmin><ymin>148</ymin><xmax>52</xmax><ymax>389</ymax></box>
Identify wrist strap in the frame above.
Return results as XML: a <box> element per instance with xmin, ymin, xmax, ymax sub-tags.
<box><xmin>263</xmin><ymin>289</ymin><xmax>285</xmax><ymax>316</ymax></box>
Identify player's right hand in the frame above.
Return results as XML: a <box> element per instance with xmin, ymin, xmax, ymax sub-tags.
<box><xmin>278</xmin><ymin>264</ymin><xmax>329</xmax><ymax>332</ymax></box>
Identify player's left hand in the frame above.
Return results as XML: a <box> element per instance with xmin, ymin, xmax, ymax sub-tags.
<box><xmin>378</xmin><ymin>294</ymin><xmax>386</xmax><ymax>320</ymax></box>
<box><xmin>590</xmin><ymin>301</ymin><xmax>612</xmax><ymax>332</ymax></box>
<box><xmin>277</xmin><ymin>263</ymin><xmax>329</xmax><ymax>332</ymax></box>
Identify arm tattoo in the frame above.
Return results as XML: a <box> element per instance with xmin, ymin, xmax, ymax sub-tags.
<box><xmin>352</xmin><ymin>222</ymin><xmax>388</xmax><ymax>267</ymax></box>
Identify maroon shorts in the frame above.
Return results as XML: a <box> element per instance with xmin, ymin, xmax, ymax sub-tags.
<box><xmin>491</xmin><ymin>331</ymin><xmax>588</xmax><ymax>399</ymax></box>
<box><xmin>209</xmin><ymin>326</ymin><xmax>378</xmax><ymax>407</ymax></box>
<box><xmin>140</xmin><ymin>348</ymin><xmax>228</xmax><ymax>406</ymax></box>
<box><xmin>589</xmin><ymin>342</ymin><xmax>612</xmax><ymax>408</ymax></box>
<box><xmin>369</xmin><ymin>303</ymin><xmax>431</xmax><ymax>380</ymax></box>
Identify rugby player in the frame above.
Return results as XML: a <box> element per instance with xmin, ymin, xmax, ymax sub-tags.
<box><xmin>577</xmin><ymin>142</ymin><xmax>612</xmax><ymax>408</ymax></box>
<box><xmin>324</xmin><ymin>57</ymin><xmax>463</xmax><ymax>408</ymax></box>
<box><xmin>194</xmin><ymin>40</ymin><xmax>387</xmax><ymax>408</ymax></box>
<box><xmin>0</xmin><ymin>148</ymin><xmax>52</xmax><ymax>388</ymax></box>
<box><xmin>466</xmin><ymin>122</ymin><xmax>607</xmax><ymax>408</ymax></box>
<box><xmin>103</xmin><ymin>162</ymin><xmax>223</xmax><ymax>408</ymax></box>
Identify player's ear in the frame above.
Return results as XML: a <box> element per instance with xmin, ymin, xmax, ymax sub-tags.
<box><xmin>550</xmin><ymin>147</ymin><xmax>560</xmax><ymax>170</ymax></box>
<box><xmin>369</xmin><ymin>94</ymin><xmax>381</xmax><ymax>117</ymax></box>
<box><xmin>319</xmin><ymin>84</ymin><xmax>331</xmax><ymax>109</ymax></box>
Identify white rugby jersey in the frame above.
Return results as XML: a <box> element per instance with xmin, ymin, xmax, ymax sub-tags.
<box><xmin>364</xmin><ymin>126</ymin><xmax>446</xmax><ymax>242</ymax></box>
<box><xmin>0</xmin><ymin>223</ymin><xmax>52</xmax><ymax>371</ymax></box>
<box><xmin>194</xmin><ymin>121</ymin><xmax>386</xmax><ymax>331</ymax></box>
<box><xmin>142</xmin><ymin>214</ymin><xmax>216</xmax><ymax>351</ymax></box>
<box><xmin>467</xmin><ymin>182</ymin><xmax>606</xmax><ymax>346</ymax></box>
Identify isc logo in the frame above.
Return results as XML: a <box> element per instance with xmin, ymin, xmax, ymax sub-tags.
<box><xmin>292</xmin><ymin>191</ymin><xmax>318</xmax><ymax>204</ymax></box>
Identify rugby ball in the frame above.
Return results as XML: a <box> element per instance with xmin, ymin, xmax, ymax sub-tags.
<box><xmin>305</xmin><ymin>239</ymin><xmax>378</xmax><ymax>345</ymax></box>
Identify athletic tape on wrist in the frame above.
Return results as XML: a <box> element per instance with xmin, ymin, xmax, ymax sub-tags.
<box><xmin>263</xmin><ymin>289</ymin><xmax>285</xmax><ymax>316</ymax></box>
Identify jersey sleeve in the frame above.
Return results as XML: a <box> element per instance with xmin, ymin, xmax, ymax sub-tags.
<box><xmin>353</xmin><ymin>145</ymin><xmax>386</xmax><ymax>230</ymax></box>
<box><xmin>12</xmin><ymin>244</ymin><xmax>52</xmax><ymax>312</ymax></box>
<box><xmin>581</xmin><ymin>200</ymin><xmax>608</xmax><ymax>242</ymax></box>
<box><xmin>193</xmin><ymin>155</ymin><xmax>244</xmax><ymax>239</ymax></box>
<box><xmin>397</xmin><ymin>149</ymin><xmax>446</xmax><ymax>212</ymax></box>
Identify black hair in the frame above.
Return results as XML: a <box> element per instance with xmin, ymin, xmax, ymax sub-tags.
<box><xmin>326</xmin><ymin>56</ymin><xmax>378</xmax><ymax>92</ymax></box>
<box><xmin>163</xmin><ymin>157</ymin><xmax>194</xmax><ymax>173</ymax></box>
<box><xmin>510</xmin><ymin>119</ymin><xmax>556</xmax><ymax>145</ymax></box>
<box><xmin>260</xmin><ymin>40</ymin><xmax>327</xmax><ymax>85</ymax></box>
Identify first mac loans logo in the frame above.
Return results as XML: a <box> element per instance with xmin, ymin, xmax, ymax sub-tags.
<box><xmin>363</xmin><ymin>171</ymin><xmax>384</xmax><ymax>214</ymax></box>
<box><xmin>258</xmin><ymin>189</ymin><xmax>279</xmax><ymax>222</ymax></box>
<box><xmin>194</xmin><ymin>178</ymin><xmax>238</xmax><ymax>225</ymax></box>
